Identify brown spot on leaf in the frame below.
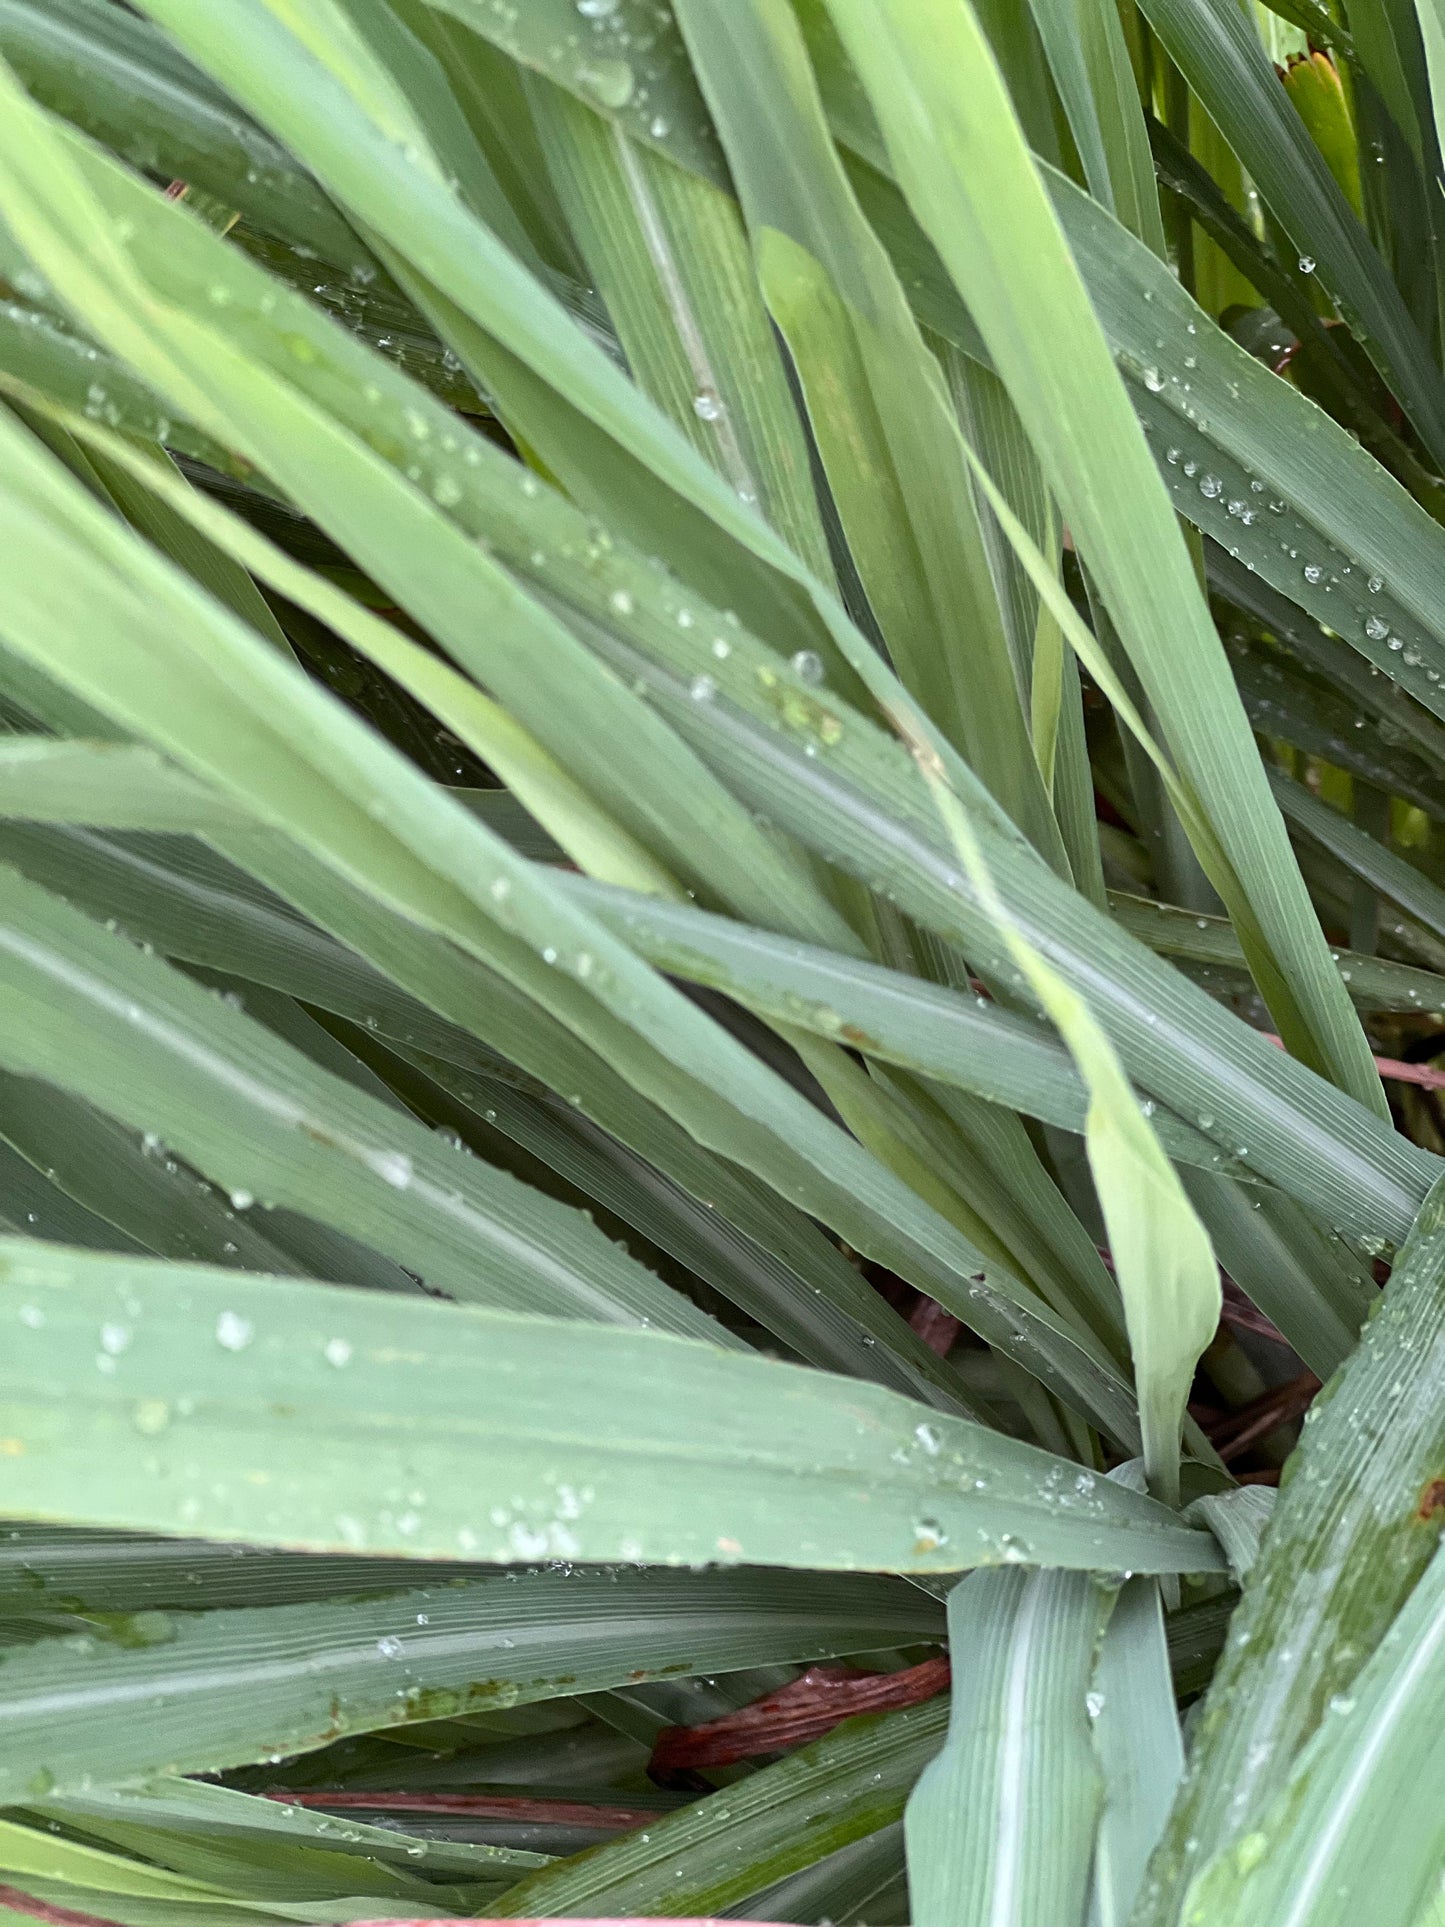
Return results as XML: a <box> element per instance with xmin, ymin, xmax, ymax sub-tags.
<box><xmin>1416</xmin><ymin>1478</ymin><xmax>1445</xmax><ymax>1522</ymax></box>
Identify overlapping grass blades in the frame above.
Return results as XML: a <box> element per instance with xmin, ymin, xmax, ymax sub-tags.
<box><xmin>0</xmin><ymin>0</ymin><xmax>1439</xmax><ymax>1921</ymax></box>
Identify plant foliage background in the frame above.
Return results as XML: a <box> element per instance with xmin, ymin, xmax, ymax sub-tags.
<box><xmin>0</xmin><ymin>0</ymin><xmax>1441</xmax><ymax>1921</ymax></box>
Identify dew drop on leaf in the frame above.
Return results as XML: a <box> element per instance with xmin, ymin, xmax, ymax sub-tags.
<box><xmin>577</xmin><ymin>58</ymin><xmax>635</xmax><ymax>108</ymax></box>
<box><xmin>372</xmin><ymin>1151</ymin><xmax>413</xmax><ymax>1188</ymax></box>
<box><xmin>216</xmin><ymin>1311</ymin><xmax>254</xmax><ymax>1352</ymax></box>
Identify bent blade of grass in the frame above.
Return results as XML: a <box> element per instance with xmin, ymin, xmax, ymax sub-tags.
<box><xmin>816</xmin><ymin>0</ymin><xmax>1385</xmax><ymax>1121</ymax></box>
<box><xmin>890</xmin><ymin>706</ymin><xmax>1219</xmax><ymax>1510</ymax></box>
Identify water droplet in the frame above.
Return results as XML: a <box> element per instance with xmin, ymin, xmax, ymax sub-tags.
<box><xmin>690</xmin><ymin>673</ymin><xmax>716</xmax><ymax>701</ymax></box>
<box><xmin>100</xmin><ymin>1323</ymin><xmax>131</xmax><ymax>1356</ymax></box>
<box><xmin>1298</xmin><ymin>255</ymin><xmax>1316</xmax><ymax>274</ymax></box>
<box><xmin>692</xmin><ymin>390</ymin><xmax>724</xmax><ymax>422</ymax></box>
<box><xmin>912</xmin><ymin>1517</ymin><xmax>948</xmax><ymax>1552</ymax></box>
<box><xmin>790</xmin><ymin>649</ymin><xmax>824</xmax><ymax>684</ymax></box>
<box><xmin>609</xmin><ymin>587</ymin><xmax>635</xmax><ymax>616</ymax></box>
<box><xmin>372</xmin><ymin>1150</ymin><xmax>413</xmax><ymax>1189</ymax></box>
<box><xmin>324</xmin><ymin>1338</ymin><xmax>353</xmax><ymax>1368</ymax></box>
<box><xmin>913</xmin><ymin>1422</ymin><xmax>941</xmax><ymax>1455</ymax></box>
<box><xmin>576</xmin><ymin>58</ymin><xmax>635</xmax><ymax>108</ymax></box>
<box><xmin>216</xmin><ymin>1311</ymin><xmax>254</xmax><ymax>1352</ymax></box>
<box><xmin>1303</xmin><ymin>563</ymin><xmax>1323</xmax><ymax>584</ymax></box>
<box><xmin>229</xmin><ymin>1188</ymin><xmax>254</xmax><ymax>1211</ymax></box>
<box><xmin>1142</xmin><ymin>366</ymin><xmax>1165</xmax><ymax>392</ymax></box>
<box><xmin>376</xmin><ymin>1635</ymin><xmax>404</xmax><ymax>1659</ymax></box>
<box><xmin>1165</xmin><ymin>446</ymin><xmax>1182</xmax><ymax>465</ymax></box>
<box><xmin>1367</xmin><ymin>574</ymin><xmax>1383</xmax><ymax>593</ymax></box>
<box><xmin>577</xmin><ymin>0</ymin><xmax>619</xmax><ymax>13</ymax></box>
<box><xmin>1364</xmin><ymin>614</ymin><xmax>1390</xmax><ymax>642</ymax></box>
<box><xmin>1198</xmin><ymin>474</ymin><xmax>1223</xmax><ymax>498</ymax></box>
<box><xmin>1086</xmin><ymin>1690</ymin><xmax>1106</xmax><ymax>1719</ymax></box>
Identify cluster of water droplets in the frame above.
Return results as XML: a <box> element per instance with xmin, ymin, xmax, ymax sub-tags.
<box><xmin>558</xmin><ymin>0</ymin><xmax>684</xmax><ymax>135</ymax></box>
<box><xmin>1148</xmin><ymin>412</ymin><xmax>1445</xmax><ymax>694</ymax></box>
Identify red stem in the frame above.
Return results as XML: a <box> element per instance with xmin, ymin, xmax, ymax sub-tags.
<box><xmin>649</xmin><ymin>1656</ymin><xmax>951</xmax><ymax>1772</ymax></box>
<box><xmin>1209</xmin><ymin>1370</ymin><xmax>1321</xmax><ymax>1463</ymax></box>
<box><xmin>265</xmin><ymin>1790</ymin><xmax>654</xmax><ymax>1829</ymax></box>
<box><xmin>1264</xmin><ymin>1031</ymin><xmax>1445</xmax><ymax>1091</ymax></box>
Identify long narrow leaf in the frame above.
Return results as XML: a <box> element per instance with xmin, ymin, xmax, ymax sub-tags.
<box><xmin>904</xmin><ymin>1569</ymin><xmax>1111</xmax><ymax>1927</ymax></box>
<box><xmin>0</xmin><ymin>1565</ymin><xmax>943</xmax><ymax>1799</ymax></box>
<box><xmin>1136</xmin><ymin>1173</ymin><xmax>1445</xmax><ymax>1921</ymax></box>
<box><xmin>0</xmin><ymin>1240</ymin><xmax>1223</xmax><ymax>1575</ymax></box>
